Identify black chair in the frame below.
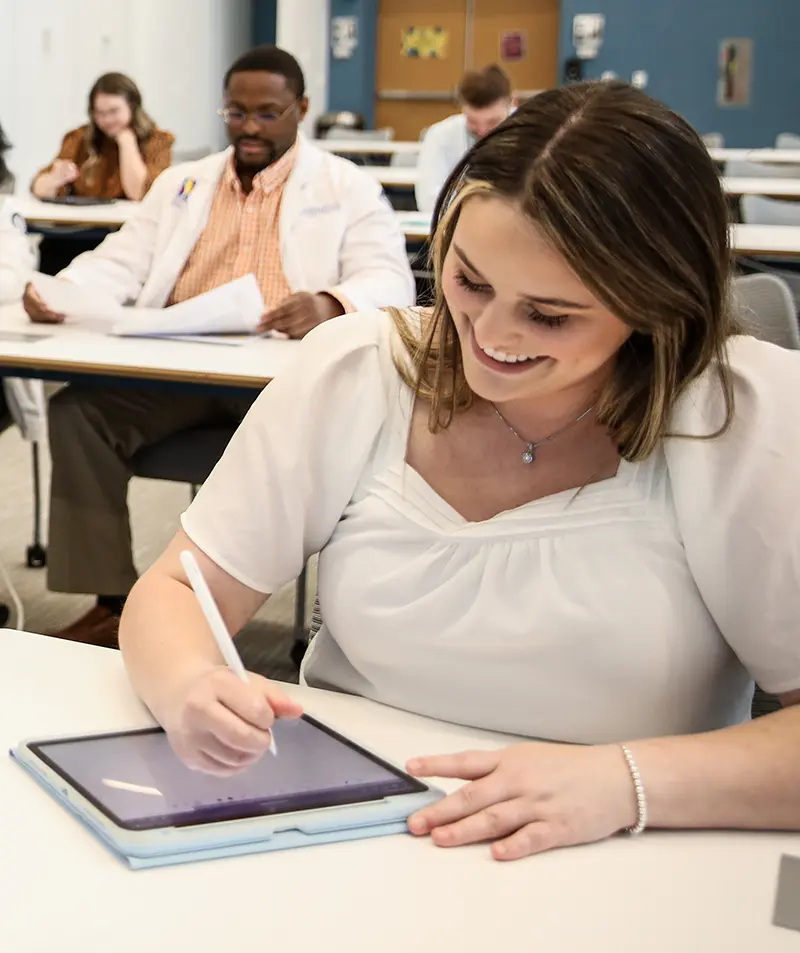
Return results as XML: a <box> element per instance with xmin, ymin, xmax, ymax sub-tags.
<box><xmin>130</xmin><ymin>426</ymin><xmax>309</xmax><ymax>660</ymax></box>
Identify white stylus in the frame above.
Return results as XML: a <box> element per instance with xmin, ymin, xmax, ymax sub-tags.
<box><xmin>180</xmin><ymin>549</ymin><xmax>277</xmax><ymax>757</ymax></box>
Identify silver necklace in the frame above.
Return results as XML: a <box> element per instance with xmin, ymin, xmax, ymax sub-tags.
<box><xmin>492</xmin><ymin>403</ymin><xmax>595</xmax><ymax>464</ymax></box>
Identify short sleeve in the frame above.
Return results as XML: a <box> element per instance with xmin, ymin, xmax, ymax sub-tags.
<box><xmin>181</xmin><ymin>312</ymin><xmax>391</xmax><ymax>594</ymax></box>
<box><xmin>142</xmin><ymin>130</ymin><xmax>175</xmax><ymax>191</ymax></box>
<box><xmin>665</xmin><ymin>336</ymin><xmax>800</xmax><ymax>694</ymax></box>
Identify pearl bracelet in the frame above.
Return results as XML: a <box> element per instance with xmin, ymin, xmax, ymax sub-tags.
<box><xmin>619</xmin><ymin>744</ymin><xmax>648</xmax><ymax>835</ymax></box>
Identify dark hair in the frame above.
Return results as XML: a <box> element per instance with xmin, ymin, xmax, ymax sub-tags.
<box><xmin>84</xmin><ymin>73</ymin><xmax>155</xmax><ymax>180</ymax></box>
<box><xmin>394</xmin><ymin>81</ymin><xmax>736</xmax><ymax>462</ymax></box>
<box><xmin>0</xmin><ymin>122</ymin><xmax>11</xmax><ymax>188</ymax></box>
<box><xmin>224</xmin><ymin>45</ymin><xmax>306</xmax><ymax>98</ymax></box>
<box><xmin>457</xmin><ymin>65</ymin><xmax>511</xmax><ymax>109</ymax></box>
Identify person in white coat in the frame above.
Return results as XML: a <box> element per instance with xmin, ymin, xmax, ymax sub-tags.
<box><xmin>415</xmin><ymin>65</ymin><xmax>514</xmax><ymax>215</ymax></box>
<box><xmin>22</xmin><ymin>45</ymin><xmax>415</xmax><ymax>646</ymax></box>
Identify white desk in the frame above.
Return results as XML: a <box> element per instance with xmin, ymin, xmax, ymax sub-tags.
<box><xmin>0</xmin><ymin>304</ymin><xmax>300</xmax><ymax>389</ymax></box>
<box><xmin>724</xmin><ymin>177</ymin><xmax>800</xmax><ymax>199</ymax></box>
<box><xmin>2</xmin><ymin>629</ymin><xmax>798</xmax><ymax>953</ymax></box>
<box><xmin>732</xmin><ymin>224</ymin><xmax>800</xmax><ymax>259</ymax></box>
<box><xmin>315</xmin><ymin>139</ymin><xmax>421</xmax><ymax>157</ymax></box>
<box><xmin>396</xmin><ymin>211</ymin><xmax>432</xmax><ymax>241</ymax></box>
<box><xmin>396</xmin><ymin>214</ymin><xmax>800</xmax><ymax>259</ymax></box>
<box><xmin>710</xmin><ymin>147</ymin><xmax>800</xmax><ymax>165</ymax></box>
<box><xmin>18</xmin><ymin>196</ymin><xmax>137</xmax><ymax>230</ymax></box>
<box><xmin>363</xmin><ymin>166</ymin><xmax>418</xmax><ymax>189</ymax></box>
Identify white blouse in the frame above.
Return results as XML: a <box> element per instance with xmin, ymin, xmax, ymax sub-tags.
<box><xmin>181</xmin><ymin>311</ymin><xmax>800</xmax><ymax>744</ymax></box>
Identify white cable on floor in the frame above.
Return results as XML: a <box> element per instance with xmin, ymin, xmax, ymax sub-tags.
<box><xmin>0</xmin><ymin>561</ymin><xmax>25</xmax><ymax>632</ymax></box>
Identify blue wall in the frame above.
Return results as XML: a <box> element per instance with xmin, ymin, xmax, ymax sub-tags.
<box><xmin>328</xmin><ymin>0</ymin><xmax>377</xmax><ymax>126</ymax></box>
<box><xmin>252</xmin><ymin>0</ymin><xmax>277</xmax><ymax>46</ymax></box>
<box><xmin>558</xmin><ymin>0</ymin><xmax>800</xmax><ymax>147</ymax></box>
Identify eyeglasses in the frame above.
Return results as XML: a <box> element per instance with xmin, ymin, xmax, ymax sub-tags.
<box><xmin>217</xmin><ymin>102</ymin><xmax>298</xmax><ymax>126</ymax></box>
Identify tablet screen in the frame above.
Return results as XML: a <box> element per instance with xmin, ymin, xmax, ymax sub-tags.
<box><xmin>30</xmin><ymin>716</ymin><xmax>426</xmax><ymax>830</ymax></box>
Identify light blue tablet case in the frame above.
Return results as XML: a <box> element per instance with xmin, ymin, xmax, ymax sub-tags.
<box><xmin>11</xmin><ymin>745</ymin><xmax>442</xmax><ymax>870</ymax></box>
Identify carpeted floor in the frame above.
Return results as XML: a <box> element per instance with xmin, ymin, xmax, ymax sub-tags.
<box><xmin>0</xmin><ymin>422</ymin><xmax>308</xmax><ymax>684</ymax></box>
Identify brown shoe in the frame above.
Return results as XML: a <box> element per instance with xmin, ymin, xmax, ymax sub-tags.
<box><xmin>48</xmin><ymin>605</ymin><xmax>120</xmax><ymax>649</ymax></box>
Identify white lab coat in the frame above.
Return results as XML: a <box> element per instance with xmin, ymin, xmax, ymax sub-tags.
<box><xmin>0</xmin><ymin>197</ymin><xmax>45</xmax><ymax>443</ymax></box>
<box><xmin>61</xmin><ymin>135</ymin><xmax>416</xmax><ymax>311</ymax></box>
<box><xmin>415</xmin><ymin>114</ymin><xmax>475</xmax><ymax>215</ymax></box>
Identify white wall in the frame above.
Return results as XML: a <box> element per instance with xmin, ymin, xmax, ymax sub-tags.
<box><xmin>276</xmin><ymin>0</ymin><xmax>330</xmax><ymax>136</ymax></box>
<box><xmin>0</xmin><ymin>0</ymin><xmax>253</xmax><ymax>194</ymax></box>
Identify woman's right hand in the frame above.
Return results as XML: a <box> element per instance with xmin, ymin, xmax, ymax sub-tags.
<box><xmin>163</xmin><ymin>667</ymin><xmax>304</xmax><ymax>776</ymax></box>
<box><xmin>22</xmin><ymin>283</ymin><xmax>65</xmax><ymax>324</ymax></box>
<box><xmin>50</xmin><ymin>159</ymin><xmax>80</xmax><ymax>187</ymax></box>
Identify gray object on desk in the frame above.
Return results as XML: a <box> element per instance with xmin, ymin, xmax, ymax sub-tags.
<box><xmin>773</xmin><ymin>854</ymin><xmax>800</xmax><ymax>932</ymax></box>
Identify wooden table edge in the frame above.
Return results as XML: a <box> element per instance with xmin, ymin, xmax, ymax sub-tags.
<box><xmin>0</xmin><ymin>354</ymin><xmax>270</xmax><ymax>389</ymax></box>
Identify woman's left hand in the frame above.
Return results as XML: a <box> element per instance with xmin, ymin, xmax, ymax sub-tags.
<box><xmin>407</xmin><ymin>742</ymin><xmax>637</xmax><ymax>861</ymax></box>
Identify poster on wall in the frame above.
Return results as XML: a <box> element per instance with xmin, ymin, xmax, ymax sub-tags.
<box><xmin>717</xmin><ymin>38</ymin><xmax>753</xmax><ymax>107</ymax></box>
<box><xmin>499</xmin><ymin>30</ymin><xmax>527</xmax><ymax>63</ymax></box>
<box><xmin>331</xmin><ymin>16</ymin><xmax>358</xmax><ymax>60</ymax></box>
<box><xmin>401</xmin><ymin>26</ymin><xmax>449</xmax><ymax>59</ymax></box>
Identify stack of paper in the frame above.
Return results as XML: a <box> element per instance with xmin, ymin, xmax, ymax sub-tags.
<box><xmin>31</xmin><ymin>274</ymin><xmax>276</xmax><ymax>342</ymax></box>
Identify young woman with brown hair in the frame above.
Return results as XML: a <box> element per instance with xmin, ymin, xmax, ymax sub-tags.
<box><xmin>118</xmin><ymin>81</ymin><xmax>800</xmax><ymax>860</ymax></box>
<box><xmin>32</xmin><ymin>72</ymin><xmax>173</xmax><ymax>202</ymax></box>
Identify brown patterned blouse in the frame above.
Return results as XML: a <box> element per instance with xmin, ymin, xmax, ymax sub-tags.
<box><xmin>34</xmin><ymin>125</ymin><xmax>174</xmax><ymax>199</ymax></box>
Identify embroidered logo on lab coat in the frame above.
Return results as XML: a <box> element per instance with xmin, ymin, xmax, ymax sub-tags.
<box><xmin>174</xmin><ymin>177</ymin><xmax>197</xmax><ymax>205</ymax></box>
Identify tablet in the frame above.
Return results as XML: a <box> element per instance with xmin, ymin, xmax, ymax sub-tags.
<box><xmin>40</xmin><ymin>195</ymin><xmax>116</xmax><ymax>206</ymax></box>
<box><xmin>12</xmin><ymin>715</ymin><xmax>442</xmax><ymax>869</ymax></box>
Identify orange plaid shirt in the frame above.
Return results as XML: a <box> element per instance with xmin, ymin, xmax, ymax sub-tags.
<box><xmin>170</xmin><ymin>146</ymin><xmax>296</xmax><ymax>308</ymax></box>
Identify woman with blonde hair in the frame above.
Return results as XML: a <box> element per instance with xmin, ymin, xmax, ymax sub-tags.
<box><xmin>119</xmin><ymin>81</ymin><xmax>800</xmax><ymax>860</ymax></box>
<box><xmin>32</xmin><ymin>72</ymin><xmax>173</xmax><ymax>203</ymax></box>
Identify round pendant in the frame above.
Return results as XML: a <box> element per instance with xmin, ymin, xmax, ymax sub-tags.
<box><xmin>521</xmin><ymin>447</ymin><xmax>535</xmax><ymax>464</ymax></box>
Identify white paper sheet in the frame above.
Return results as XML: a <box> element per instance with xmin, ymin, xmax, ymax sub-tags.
<box><xmin>32</xmin><ymin>273</ymin><xmax>272</xmax><ymax>340</ymax></box>
<box><xmin>112</xmin><ymin>275</ymin><xmax>265</xmax><ymax>337</ymax></box>
<box><xmin>31</xmin><ymin>274</ymin><xmax>123</xmax><ymax>326</ymax></box>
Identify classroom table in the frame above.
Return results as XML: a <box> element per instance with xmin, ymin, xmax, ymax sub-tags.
<box><xmin>395</xmin><ymin>211</ymin><xmax>433</xmax><ymax>241</ymax></box>
<box><xmin>724</xmin><ymin>178</ymin><xmax>800</xmax><ymax>200</ymax></box>
<box><xmin>731</xmin><ymin>224</ymin><xmax>800</xmax><ymax>259</ymax></box>
<box><xmin>396</xmin><ymin>215</ymin><xmax>800</xmax><ymax>260</ymax></box>
<box><xmin>314</xmin><ymin>138</ymin><xmax>421</xmax><ymax>157</ymax></box>
<box><xmin>0</xmin><ymin>303</ymin><xmax>299</xmax><ymax>390</ymax></box>
<box><xmin>709</xmin><ymin>147</ymin><xmax>800</xmax><ymax>166</ymax></box>
<box><xmin>1</xmin><ymin>628</ymin><xmax>798</xmax><ymax>953</ymax></box>
<box><xmin>363</xmin><ymin>166</ymin><xmax>418</xmax><ymax>189</ymax></box>
<box><xmin>17</xmin><ymin>196</ymin><xmax>137</xmax><ymax>230</ymax></box>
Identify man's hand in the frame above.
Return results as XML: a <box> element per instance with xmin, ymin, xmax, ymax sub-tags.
<box><xmin>23</xmin><ymin>282</ymin><xmax>65</xmax><ymax>324</ymax></box>
<box><xmin>258</xmin><ymin>292</ymin><xmax>345</xmax><ymax>340</ymax></box>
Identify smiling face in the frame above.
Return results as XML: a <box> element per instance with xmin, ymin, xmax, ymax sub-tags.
<box><xmin>441</xmin><ymin>193</ymin><xmax>632</xmax><ymax>411</ymax></box>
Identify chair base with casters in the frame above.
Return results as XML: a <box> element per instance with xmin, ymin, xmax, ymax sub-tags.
<box><xmin>130</xmin><ymin>426</ymin><xmax>310</xmax><ymax>665</ymax></box>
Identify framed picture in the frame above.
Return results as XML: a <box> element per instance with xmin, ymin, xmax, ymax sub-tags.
<box><xmin>500</xmin><ymin>30</ymin><xmax>527</xmax><ymax>63</ymax></box>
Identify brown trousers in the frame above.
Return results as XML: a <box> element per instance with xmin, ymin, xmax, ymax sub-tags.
<box><xmin>47</xmin><ymin>385</ymin><xmax>254</xmax><ymax>595</ymax></box>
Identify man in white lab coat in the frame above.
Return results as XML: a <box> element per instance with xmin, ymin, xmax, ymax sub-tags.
<box><xmin>22</xmin><ymin>46</ymin><xmax>415</xmax><ymax>647</ymax></box>
<box><xmin>415</xmin><ymin>66</ymin><xmax>515</xmax><ymax>215</ymax></box>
